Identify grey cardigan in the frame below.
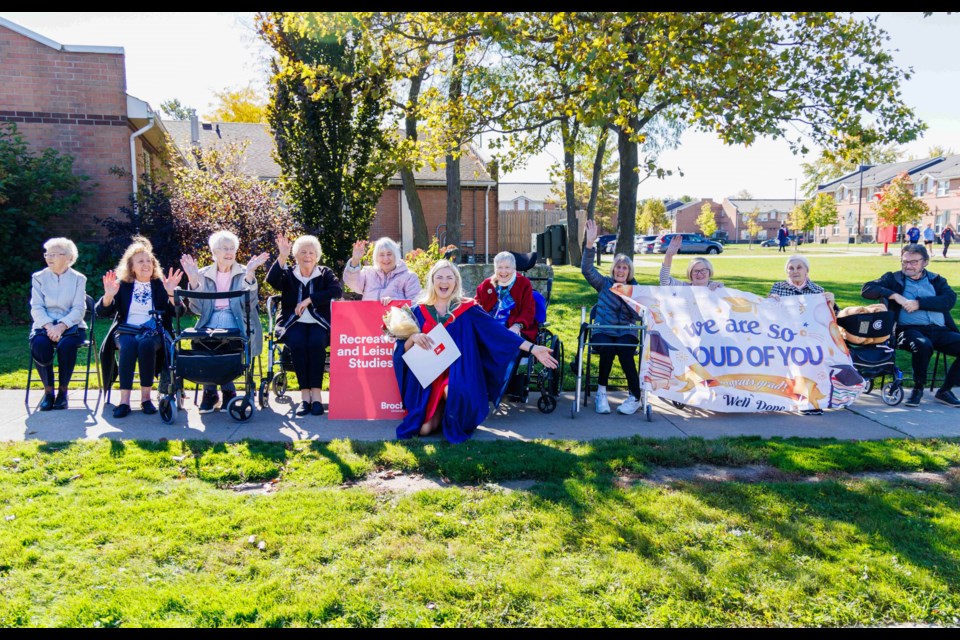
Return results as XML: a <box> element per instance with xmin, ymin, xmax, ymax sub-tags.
<box><xmin>187</xmin><ymin>263</ymin><xmax>263</xmax><ymax>357</ymax></box>
<box><xmin>30</xmin><ymin>267</ymin><xmax>88</xmax><ymax>332</ymax></box>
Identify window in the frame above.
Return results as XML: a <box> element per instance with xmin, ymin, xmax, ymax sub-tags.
<box><xmin>864</xmin><ymin>218</ymin><xmax>874</xmax><ymax>235</ymax></box>
<box><xmin>915</xmin><ymin>180</ymin><xmax>926</xmax><ymax>197</ymax></box>
<box><xmin>759</xmin><ymin>213</ymin><xmax>768</xmax><ymax>221</ymax></box>
<box><xmin>835</xmin><ymin>189</ymin><xmax>843</xmax><ymax>202</ymax></box>
<box><xmin>868</xmin><ymin>187</ymin><xmax>876</xmax><ymax>200</ymax></box>
<box><xmin>848</xmin><ymin>189</ymin><xmax>855</xmax><ymax>203</ymax></box>
<box><xmin>833</xmin><ymin>224</ymin><xmax>840</xmax><ymax>235</ymax></box>
<box><xmin>938</xmin><ymin>180</ymin><xmax>949</xmax><ymax>197</ymax></box>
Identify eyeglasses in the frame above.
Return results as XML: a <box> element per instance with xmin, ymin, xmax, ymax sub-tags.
<box><xmin>901</xmin><ymin>259</ymin><xmax>924</xmax><ymax>266</ymax></box>
<box><xmin>690</xmin><ymin>268</ymin><xmax>710</xmax><ymax>276</ymax></box>
<box><xmin>43</xmin><ymin>253</ymin><xmax>66</xmax><ymax>258</ymax></box>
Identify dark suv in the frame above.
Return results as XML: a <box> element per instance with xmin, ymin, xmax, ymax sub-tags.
<box><xmin>654</xmin><ymin>233</ymin><xmax>724</xmax><ymax>255</ymax></box>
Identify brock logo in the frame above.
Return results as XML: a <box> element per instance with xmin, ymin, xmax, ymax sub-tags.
<box><xmin>434</xmin><ymin>343</ymin><xmax>445</xmax><ymax>355</ymax></box>
<box><xmin>872</xmin><ymin>319</ymin><xmax>883</xmax><ymax>330</ymax></box>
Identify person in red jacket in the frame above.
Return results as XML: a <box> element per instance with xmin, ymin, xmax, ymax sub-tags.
<box><xmin>475</xmin><ymin>251</ymin><xmax>538</xmax><ymax>342</ymax></box>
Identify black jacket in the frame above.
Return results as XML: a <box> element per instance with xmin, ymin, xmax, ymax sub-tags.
<box><xmin>95</xmin><ymin>279</ymin><xmax>185</xmax><ymax>388</ymax></box>
<box><xmin>266</xmin><ymin>261</ymin><xmax>343</xmax><ymax>329</ymax></box>
<box><xmin>861</xmin><ymin>269</ymin><xmax>958</xmax><ymax>333</ymax></box>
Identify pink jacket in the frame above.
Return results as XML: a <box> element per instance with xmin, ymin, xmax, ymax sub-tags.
<box><xmin>342</xmin><ymin>261</ymin><xmax>423</xmax><ymax>302</ymax></box>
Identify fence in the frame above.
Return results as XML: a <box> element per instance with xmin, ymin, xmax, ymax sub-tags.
<box><xmin>498</xmin><ymin>209</ymin><xmax>586</xmax><ymax>253</ymax></box>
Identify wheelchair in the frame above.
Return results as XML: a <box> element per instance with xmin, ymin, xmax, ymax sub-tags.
<box><xmin>25</xmin><ymin>294</ymin><xmax>100</xmax><ymax>408</ymax></box>
<box><xmin>497</xmin><ymin>252</ymin><xmax>564</xmax><ymax>413</ymax></box>
<box><xmin>570</xmin><ymin>304</ymin><xmax>652</xmax><ymax>421</ymax></box>
<box><xmin>158</xmin><ymin>289</ymin><xmax>259</xmax><ymax>423</ymax></box>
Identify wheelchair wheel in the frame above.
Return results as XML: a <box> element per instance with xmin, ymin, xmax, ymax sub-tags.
<box><xmin>863</xmin><ymin>378</ymin><xmax>873</xmax><ymax>394</ymax></box>
<box><xmin>159</xmin><ymin>394</ymin><xmax>177</xmax><ymax>424</ymax></box>
<box><xmin>272</xmin><ymin>371</ymin><xmax>287</xmax><ymax>399</ymax></box>
<box><xmin>881</xmin><ymin>382</ymin><xmax>904</xmax><ymax>406</ymax></box>
<box><xmin>537</xmin><ymin>394</ymin><xmax>557</xmax><ymax>414</ymax></box>
<box><xmin>258</xmin><ymin>379</ymin><xmax>271</xmax><ymax>410</ymax></box>
<box><xmin>227</xmin><ymin>395</ymin><xmax>255</xmax><ymax>422</ymax></box>
<box><xmin>645</xmin><ymin>402</ymin><xmax>653</xmax><ymax>422</ymax></box>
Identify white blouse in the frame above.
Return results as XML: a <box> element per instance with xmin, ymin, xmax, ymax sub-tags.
<box><xmin>127</xmin><ymin>281</ymin><xmax>153</xmax><ymax>326</ymax></box>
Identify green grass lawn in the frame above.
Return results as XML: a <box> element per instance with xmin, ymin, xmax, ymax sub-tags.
<box><xmin>2</xmin><ymin>437</ymin><xmax>960</xmax><ymax>627</ymax></box>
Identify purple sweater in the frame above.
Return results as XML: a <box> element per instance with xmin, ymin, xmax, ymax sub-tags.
<box><xmin>342</xmin><ymin>262</ymin><xmax>422</xmax><ymax>302</ymax></box>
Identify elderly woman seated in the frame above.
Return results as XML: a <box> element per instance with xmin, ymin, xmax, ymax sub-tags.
<box><xmin>29</xmin><ymin>237</ymin><xmax>88</xmax><ymax>411</ymax></box>
<box><xmin>582</xmin><ymin>220</ymin><xmax>644</xmax><ymax>416</ymax></box>
<box><xmin>475</xmin><ymin>251</ymin><xmax>538</xmax><ymax>342</ymax></box>
<box><xmin>267</xmin><ymin>234</ymin><xmax>343</xmax><ymax>417</ymax></box>
<box><xmin>659</xmin><ymin>235</ymin><xmax>724</xmax><ymax>289</ymax></box>
<box><xmin>180</xmin><ymin>230</ymin><xmax>270</xmax><ymax>413</ymax></box>
<box><xmin>343</xmin><ymin>236</ymin><xmax>422</xmax><ymax>303</ymax></box>
<box><xmin>768</xmin><ymin>255</ymin><xmax>836</xmax><ymax>307</ymax></box>
<box><xmin>97</xmin><ymin>236</ymin><xmax>184</xmax><ymax>418</ymax></box>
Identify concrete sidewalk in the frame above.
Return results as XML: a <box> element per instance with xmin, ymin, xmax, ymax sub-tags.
<box><xmin>3</xmin><ymin>388</ymin><xmax>959</xmax><ymax>443</ymax></box>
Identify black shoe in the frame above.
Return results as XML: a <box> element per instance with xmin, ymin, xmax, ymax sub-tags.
<box><xmin>141</xmin><ymin>400</ymin><xmax>158</xmax><ymax>415</ymax></box>
<box><xmin>221</xmin><ymin>390</ymin><xmax>237</xmax><ymax>410</ymax></box>
<box><xmin>296</xmin><ymin>401</ymin><xmax>311</xmax><ymax>417</ymax></box>
<box><xmin>934</xmin><ymin>389</ymin><xmax>960</xmax><ymax>407</ymax></box>
<box><xmin>198</xmin><ymin>391</ymin><xmax>219</xmax><ymax>414</ymax></box>
<box><xmin>53</xmin><ymin>391</ymin><xmax>68</xmax><ymax>410</ymax></box>
<box><xmin>113</xmin><ymin>403</ymin><xmax>131</xmax><ymax>418</ymax></box>
<box><xmin>905</xmin><ymin>388</ymin><xmax>923</xmax><ymax>407</ymax></box>
<box><xmin>38</xmin><ymin>392</ymin><xmax>55</xmax><ymax>412</ymax></box>
<box><xmin>311</xmin><ymin>401</ymin><xmax>324</xmax><ymax>416</ymax></box>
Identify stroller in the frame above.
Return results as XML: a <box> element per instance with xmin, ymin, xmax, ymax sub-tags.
<box><xmin>158</xmin><ymin>289</ymin><xmax>259</xmax><ymax>423</ymax></box>
<box><xmin>835</xmin><ymin>308</ymin><xmax>904</xmax><ymax>406</ymax></box>
<box><xmin>497</xmin><ymin>252</ymin><xmax>564</xmax><ymax>414</ymax></box>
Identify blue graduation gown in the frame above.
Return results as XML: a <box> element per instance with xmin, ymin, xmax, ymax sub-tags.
<box><xmin>393</xmin><ymin>300</ymin><xmax>524</xmax><ymax>443</ymax></box>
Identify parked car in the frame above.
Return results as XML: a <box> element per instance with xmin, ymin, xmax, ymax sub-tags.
<box><xmin>635</xmin><ymin>235</ymin><xmax>660</xmax><ymax>254</ymax></box>
<box><xmin>597</xmin><ymin>234</ymin><xmax>617</xmax><ymax>254</ymax></box>
<box><xmin>654</xmin><ymin>233</ymin><xmax>724</xmax><ymax>255</ymax></box>
<box><xmin>760</xmin><ymin>235</ymin><xmax>797</xmax><ymax>248</ymax></box>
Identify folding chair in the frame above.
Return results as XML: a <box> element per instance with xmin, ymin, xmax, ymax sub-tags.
<box><xmin>25</xmin><ymin>294</ymin><xmax>100</xmax><ymax>407</ymax></box>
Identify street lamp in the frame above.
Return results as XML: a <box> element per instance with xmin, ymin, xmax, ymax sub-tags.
<box><xmin>856</xmin><ymin>163</ymin><xmax>865</xmax><ymax>244</ymax></box>
<box><xmin>785</xmin><ymin>177</ymin><xmax>797</xmax><ymax>240</ymax></box>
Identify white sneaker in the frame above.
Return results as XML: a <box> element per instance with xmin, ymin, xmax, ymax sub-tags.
<box><xmin>618</xmin><ymin>395</ymin><xmax>642</xmax><ymax>415</ymax></box>
<box><xmin>594</xmin><ymin>392</ymin><xmax>611</xmax><ymax>414</ymax></box>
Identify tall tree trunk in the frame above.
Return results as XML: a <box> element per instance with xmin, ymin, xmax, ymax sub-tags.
<box><xmin>615</xmin><ymin>118</ymin><xmax>640</xmax><ymax>258</ymax></box>
<box><xmin>562</xmin><ymin>116</ymin><xmax>582</xmax><ymax>265</ymax></box>
<box><xmin>586</xmin><ymin>125</ymin><xmax>609</xmax><ymax>223</ymax></box>
<box><xmin>403</xmin><ymin>63</ymin><xmax>429</xmax><ymax>250</ymax></box>
<box><xmin>445</xmin><ymin>41</ymin><xmax>465</xmax><ymax>253</ymax></box>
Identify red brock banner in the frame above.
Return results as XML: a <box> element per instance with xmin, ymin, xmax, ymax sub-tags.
<box><xmin>328</xmin><ymin>300</ymin><xmax>408</xmax><ymax>420</ymax></box>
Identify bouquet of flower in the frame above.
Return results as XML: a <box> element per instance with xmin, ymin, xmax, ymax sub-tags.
<box><xmin>382</xmin><ymin>305</ymin><xmax>420</xmax><ymax>340</ymax></box>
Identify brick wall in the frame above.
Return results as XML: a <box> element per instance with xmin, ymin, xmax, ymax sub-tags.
<box><xmin>0</xmin><ymin>25</ymin><xmax>132</xmax><ymax>239</ymax></box>
<box><xmin>372</xmin><ymin>185</ymin><xmax>499</xmax><ymax>259</ymax></box>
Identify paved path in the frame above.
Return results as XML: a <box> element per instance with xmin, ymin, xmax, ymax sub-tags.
<box><xmin>4</xmin><ymin>388</ymin><xmax>958</xmax><ymax>443</ymax></box>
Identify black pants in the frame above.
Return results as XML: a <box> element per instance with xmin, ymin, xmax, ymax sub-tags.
<box><xmin>896</xmin><ymin>324</ymin><xmax>960</xmax><ymax>389</ymax></box>
<box><xmin>944</xmin><ymin>239</ymin><xmax>952</xmax><ymax>258</ymax></box>
<box><xmin>592</xmin><ymin>333</ymin><xmax>641</xmax><ymax>398</ymax></box>
<box><xmin>115</xmin><ymin>332</ymin><xmax>163</xmax><ymax>389</ymax></box>
<box><xmin>30</xmin><ymin>330</ymin><xmax>86</xmax><ymax>388</ymax></box>
<box><xmin>282</xmin><ymin>322</ymin><xmax>328</xmax><ymax>389</ymax></box>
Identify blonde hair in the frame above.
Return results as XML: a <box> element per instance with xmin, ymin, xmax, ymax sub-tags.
<box><xmin>610</xmin><ymin>254</ymin><xmax>635</xmax><ymax>281</ymax></box>
<box><xmin>687</xmin><ymin>257</ymin><xmax>714</xmax><ymax>280</ymax></box>
<box><xmin>43</xmin><ymin>237</ymin><xmax>78</xmax><ymax>267</ymax></box>
<box><xmin>292</xmin><ymin>235</ymin><xmax>322</xmax><ymax>262</ymax></box>
<box><xmin>417</xmin><ymin>260</ymin><xmax>463</xmax><ymax>308</ymax></box>
<box><xmin>115</xmin><ymin>236</ymin><xmax>163</xmax><ymax>282</ymax></box>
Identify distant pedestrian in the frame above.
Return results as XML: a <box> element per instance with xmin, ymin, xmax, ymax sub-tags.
<box><xmin>777</xmin><ymin>224</ymin><xmax>789</xmax><ymax>253</ymax></box>
<box><xmin>923</xmin><ymin>223</ymin><xmax>935</xmax><ymax>251</ymax></box>
<box><xmin>943</xmin><ymin>224</ymin><xmax>955</xmax><ymax>258</ymax></box>
<box><xmin>906</xmin><ymin>225</ymin><xmax>920</xmax><ymax>244</ymax></box>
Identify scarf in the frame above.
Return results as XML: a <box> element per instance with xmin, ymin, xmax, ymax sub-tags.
<box><xmin>493</xmin><ymin>273</ymin><xmax>517</xmax><ymax>324</ymax></box>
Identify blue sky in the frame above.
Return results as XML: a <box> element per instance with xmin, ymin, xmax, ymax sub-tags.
<box><xmin>4</xmin><ymin>12</ymin><xmax>959</xmax><ymax>202</ymax></box>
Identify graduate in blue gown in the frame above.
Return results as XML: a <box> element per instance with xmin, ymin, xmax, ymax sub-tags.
<box><xmin>392</xmin><ymin>260</ymin><xmax>558</xmax><ymax>443</ymax></box>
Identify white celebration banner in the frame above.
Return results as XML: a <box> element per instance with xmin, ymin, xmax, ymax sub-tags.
<box><xmin>611</xmin><ymin>285</ymin><xmax>865</xmax><ymax>412</ymax></box>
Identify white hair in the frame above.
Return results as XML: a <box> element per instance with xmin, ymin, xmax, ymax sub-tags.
<box><xmin>493</xmin><ymin>251</ymin><xmax>516</xmax><ymax>268</ymax></box>
<box><xmin>43</xmin><ymin>237</ymin><xmax>78</xmax><ymax>267</ymax></box>
<box><xmin>373</xmin><ymin>237</ymin><xmax>402</xmax><ymax>268</ymax></box>
<box><xmin>208</xmin><ymin>230</ymin><xmax>240</xmax><ymax>253</ymax></box>
<box><xmin>785</xmin><ymin>255</ymin><xmax>810</xmax><ymax>273</ymax></box>
<box><xmin>292</xmin><ymin>235</ymin><xmax>322</xmax><ymax>260</ymax></box>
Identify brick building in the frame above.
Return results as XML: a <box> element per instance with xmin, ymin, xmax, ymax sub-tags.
<box><xmin>0</xmin><ymin>18</ymin><xmax>169</xmax><ymax>238</ymax></box>
<box><xmin>163</xmin><ymin>117</ymin><xmax>499</xmax><ymax>261</ymax></box>
<box><xmin>722</xmin><ymin>198</ymin><xmax>800</xmax><ymax>242</ymax></box>
<box><xmin>814</xmin><ymin>156</ymin><xmax>960</xmax><ymax>243</ymax></box>
<box><xmin>670</xmin><ymin>199</ymin><xmax>732</xmax><ymax>238</ymax></box>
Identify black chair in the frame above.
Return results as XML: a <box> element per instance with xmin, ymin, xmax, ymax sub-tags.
<box><xmin>25</xmin><ymin>294</ymin><xmax>100</xmax><ymax>407</ymax></box>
